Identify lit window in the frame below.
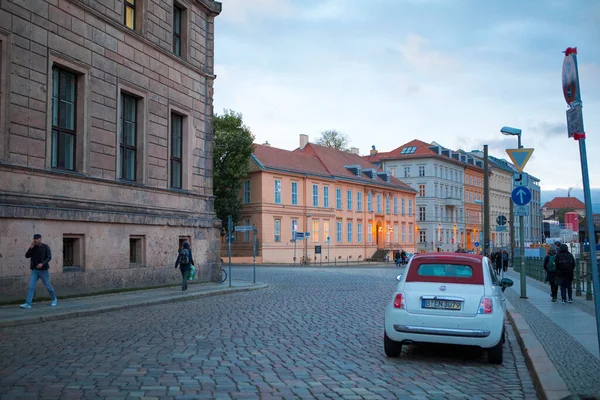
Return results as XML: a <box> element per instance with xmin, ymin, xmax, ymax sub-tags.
<box><xmin>125</xmin><ymin>0</ymin><xmax>136</xmax><ymax>30</ymax></box>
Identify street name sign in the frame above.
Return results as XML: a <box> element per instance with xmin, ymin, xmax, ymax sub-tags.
<box><xmin>511</xmin><ymin>186</ymin><xmax>532</xmax><ymax>206</ymax></box>
<box><xmin>235</xmin><ymin>225</ymin><xmax>253</xmax><ymax>232</ymax></box>
<box><xmin>506</xmin><ymin>148</ymin><xmax>535</xmax><ymax>172</ymax></box>
<box><xmin>496</xmin><ymin>226</ymin><xmax>507</xmax><ymax>232</ymax></box>
<box><xmin>295</xmin><ymin>232</ymin><xmax>305</xmax><ymax>240</ymax></box>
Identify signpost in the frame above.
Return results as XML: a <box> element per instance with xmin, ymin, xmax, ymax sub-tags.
<box><xmin>561</xmin><ymin>47</ymin><xmax>600</xmax><ymax>351</ymax></box>
<box><xmin>511</xmin><ymin>186</ymin><xmax>532</xmax><ymax>207</ymax></box>
<box><xmin>496</xmin><ymin>215</ymin><xmax>507</xmax><ymax>226</ymax></box>
<box><xmin>474</xmin><ymin>241</ymin><xmax>479</xmax><ymax>248</ymax></box>
<box><xmin>326</xmin><ymin>236</ymin><xmax>330</xmax><ymax>264</ymax></box>
<box><xmin>513</xmin><ymin>172</ymin><xmax>529</xmax><ymax>187</ymax></box>
<box><xmin>506</xmin><ymin>148</ymin><xmax>535</xmax><ymax>172</ymax></box>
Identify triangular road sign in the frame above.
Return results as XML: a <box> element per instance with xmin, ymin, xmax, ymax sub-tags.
<box><xmin>506</xmin><ymin>148</ymin><xmax>534</xmax><ymax>172</ymax></box>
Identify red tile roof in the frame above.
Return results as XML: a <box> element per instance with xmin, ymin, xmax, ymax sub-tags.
<box><xmin>542</xmin><ymin>197</ymin><xmax>586</xmax><ymax>210</ymax></box>
<box><xmin>362</xmin><ymin>139</ymin><xmax>466</xmax><ymax>167</ymax></box>
<box><xmin>252</xmin><ymin>143</ymin><xmax>416</xmax><ymax>193</ymax></box>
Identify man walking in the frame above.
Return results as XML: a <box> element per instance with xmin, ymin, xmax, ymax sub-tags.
<box><xmin>174</xmin><ymin>241</ymin><xmax>194</xmax><ymax>291</ymax></box>
<box><xmin>20</xmin><ymin>234</ymin><xmax>57</xmax><ymax>309</ymax></box>
<box><xmin>555</xmin><ymin>243</ymin><xmax>575</xmax><ymax>304</ymax></box>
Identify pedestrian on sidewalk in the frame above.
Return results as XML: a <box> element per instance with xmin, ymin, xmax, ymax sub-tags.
<box><xmin>492</xmin><ymin>248</ymin><xmax>503</xmax><ymax>276</ymax></box>
<box><xmin>20</xmin><ymin>234</ymin><xmax>57</xmax><ymax>309</ymax></box>
<box><xmin>502</xmin><ymin>250</ymin><xmax>509</xmax><ymax>272</ymax></box>
<box><xmin>455</xmin><ymin>244</ymin><xmax>467</xmax><ymax>253</ymax></box>
<box><xmin>543</xmin><ymin>248</ymin><xmax>559</xmax><ymax>302</ymax></box>
<box><xmin>174</xmin><ymin>241</ymin><xmax>194</xmax><ymax>291</ymax></box>
<box><xmin>555</xmin><ymin>243</ymin><xmax>575</xmax><ymax>304</ymax></box>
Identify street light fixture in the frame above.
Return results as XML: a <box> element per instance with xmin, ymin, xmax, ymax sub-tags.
<box><xmin>500</xmin><ymin>126</ymin><xmax>526</xmax><ymax>298</ymax></box>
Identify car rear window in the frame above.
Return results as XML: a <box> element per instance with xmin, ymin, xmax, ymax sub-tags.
<box><xmin>406</xmin><ymin>260</ymin><xmax>483</xmax><ymax>284</ymax></box>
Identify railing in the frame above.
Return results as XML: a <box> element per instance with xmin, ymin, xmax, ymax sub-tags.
<box><xmin>512</xmin><ymin>255</ymin><xmax>596</xmax><ymax>300</ymax></box>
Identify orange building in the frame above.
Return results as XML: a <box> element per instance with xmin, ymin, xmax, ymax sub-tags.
<box><xmin>463</xmin><ymin>161</ymin><xmax>484</xmax><ymax>251</ymax></box>
<box><xmin>228</xmin><ymin>136</ymin><xmax>418</xmax><ymax>264</ymax></box>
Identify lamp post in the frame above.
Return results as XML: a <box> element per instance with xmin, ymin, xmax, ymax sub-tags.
<box><xmin>305</xmin><ymin>213</ymin><xmax>312</xmax><ymax>264</ymax></box>
<box><xmin>475</xmin><ymin>199</ymin><xmax>483</xmax><ymax>254</ymax></box>
<box><xmin>501</xmin><ymin>126</ymin><xmax>527</xmax><ymax>298</ymax></box>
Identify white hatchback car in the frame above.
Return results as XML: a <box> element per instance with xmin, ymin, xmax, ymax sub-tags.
<box><xmin>384</xmin><ymin>252</ymin><xmax>513</xmax><ymax>364</ymax></box>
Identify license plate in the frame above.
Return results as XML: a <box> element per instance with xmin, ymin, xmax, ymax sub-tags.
<box><xmin>421</xmin><ymin>299</ymin><xmax>462</xmax><ymax>310</ymax></box>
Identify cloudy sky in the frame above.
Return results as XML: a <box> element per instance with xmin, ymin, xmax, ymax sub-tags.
<box><xmin>213</xmin><ymin>0</ymin><xmax>600</xmax><ymax>191</ymax></box>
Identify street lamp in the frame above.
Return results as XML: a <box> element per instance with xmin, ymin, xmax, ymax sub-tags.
<box><xmin>305</xmin><ymin>213</ymin><xmax>312</xmax><ymax>264</ymax></box>
<box><xmin>475</xmin><ymin>199</ymin><xmax>483</xmax><ymax>253</ymax></box>
<box><xmin>501</xmin><ymin>126</ymin><xmax>526</xmax><ymax>298</ymax></box>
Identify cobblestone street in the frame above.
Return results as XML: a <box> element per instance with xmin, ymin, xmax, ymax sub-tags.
<box><xmin>0</xmin><ymin>267</ymin><xmax>537</xmax><ymax>399</ymax></box>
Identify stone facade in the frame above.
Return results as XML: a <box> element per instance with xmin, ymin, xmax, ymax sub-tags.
<box><xmin>0</xmin><ymin>0</ymin><xmax>222</xmax><ymax>301</ymax></box>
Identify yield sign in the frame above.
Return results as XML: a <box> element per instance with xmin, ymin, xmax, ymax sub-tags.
<box><xmin>506</xmin><ymin>148</ymin><xmax>534</xmax><ymax>172</ymax></box>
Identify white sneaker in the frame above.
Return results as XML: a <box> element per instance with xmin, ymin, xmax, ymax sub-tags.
<box><xmin>51</xmin><ymin>299</ymin><xmax>57</xmax><ymax>307</ymax></box>
<box><xmin>19</xmin><ymin>303</ymin><xmax>32</xmax><ymax>309</ymax></box>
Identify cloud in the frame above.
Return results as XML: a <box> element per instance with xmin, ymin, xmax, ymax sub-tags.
<box><xmin>218</xmin><ymin>0</ymin><xmax>296</xmax><ymax>23</ymax></box>
<box><xmin>395</xmin><ymin>33</ymin><xmax>460</xmax><ymax>77</ymax></box>
<box><xmin>528</xmin><ymin>121</ymin><xmax>566</xmax><ymax>137</ymax></box>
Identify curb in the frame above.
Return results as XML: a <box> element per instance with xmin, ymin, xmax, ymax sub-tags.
<box><xmin>506</xmin><ymin>300</ymin><xmax>571</xmax><ymax>400</ymax></box>
<box><xmin>0</xmin><ymin>284</ymin><xmax>268</xmax><ymax>328</ymax></box>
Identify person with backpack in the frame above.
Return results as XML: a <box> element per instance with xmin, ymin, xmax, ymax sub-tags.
<box><xmin>174</xmin><ymin>241</ymin><xmax>195</xmax><ymax>291</ymax></box>
<box><xmin>543</xmin><ymin>248</ymin><xmax>558</xmax><ymax>302</ymax></box>
<box><xmin>492</xmin><ymin>249</ymin><xmax>503</xmax><ymax>276</ymax></box>
<box><xmin>502</xmin><ymin>250</ymin><xmax>509</xmax><ymax>272</ymax></box>
<box><xmin>555</xmin><ymin>243</ymin><xmax>576</xmax><ymax>304</ymax></box>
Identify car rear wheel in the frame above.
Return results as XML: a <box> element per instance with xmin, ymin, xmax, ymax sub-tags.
<box><xmin>384</xmin><ymin>331</ymin><xmax>403</xmax><ymax>357</ymax></box>
<box><xmin>487</xmin><ymin>338</ymin><xmax>503</xmax><ymax>364</ymax></box>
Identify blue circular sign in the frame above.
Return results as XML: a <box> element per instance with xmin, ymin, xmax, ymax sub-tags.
<box><xmin>474</xmin><ymin>242</ymin><xmax>480</xmax><ymax>247</ymax></box>
<box><xmin>511</xmin><ymin>186</ymin><xmax>532</xmax><ymax>206</ymax></box>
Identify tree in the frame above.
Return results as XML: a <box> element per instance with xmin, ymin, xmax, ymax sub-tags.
<box><xmin>315</xmin><ymin>129</ymin><xmax>350</xmax><ymax>151</ymax></box>
<box><xmin>555</xmin><ymin>207</ymin><xmax>576</xmax><ymax>224</ymax></box>
<box><xmin>213</xmin><ymin>110</ymin><xmax>255</xmax><ymax>230</ymax></box>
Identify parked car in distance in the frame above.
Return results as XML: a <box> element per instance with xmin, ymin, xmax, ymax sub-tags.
<box><xmin>384</xmin><ymin>252</ymin><xmax>513</xmax><ymax>364</ymax></box>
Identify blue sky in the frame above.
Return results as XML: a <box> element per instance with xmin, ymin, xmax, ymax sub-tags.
<box><xmin>213</xmin><ymin>0</ymin><xmax>600</xmax><ymax>190</ymax></box>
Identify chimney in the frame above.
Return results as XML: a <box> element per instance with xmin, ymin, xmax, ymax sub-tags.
<box><xmin>350</xmin><ymin>147</ymin><xmax>359</xmax><ymax>155</ymax></box>
<box><xmin>299</xmin><ymin>134</ymin><xmax>309</xmax><ymax>149</ymax></box>
<box><xmin>263</xmin><ymin>141</ymin><xmax>270</xmax><ymax>146</ymax></box>
<box><xmin>370</xmin><ymin>145</ymin><xmax>377</xmax><ymax>156</ymax></box>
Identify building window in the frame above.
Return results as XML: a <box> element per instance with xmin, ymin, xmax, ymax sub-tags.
<box><xmin>394</xmin><ymin>224</ymin><xmax>399</xmax><ymax>242</ymax></box>
<box><xmin>357</xmin><ymin>223</ymin><xmax>363</xmax><ymax>242</ymax></box>
<box><xmin>313</xmin><ymin>184</ymin><xmax>319</xmax><ymax>207</ymax></box>
<box><xmin>401</xmin><ymin>225</ymin><xmax>406</xmax><ymax>243</ymax></box>
<box><xmin>419</xmin><ymin>230</ymin><xmax>426</xmax><ymax>243</ymax></box>
<box><xmin>336</xmin><ymin>221</ymin><xmax>342</xmax><ymax>242</ymax></box>
<box><xmin>124</xmin><ymin>0</ymin><xmax>137</xmax><ymax>29</ymax></box>
<box><xmin>367</xmin><ymin>192</ymin><xmax>372</xmax><ymax>212</ymax></box>
<box><xmin>393</xmin><ymin>197</ymin><xmax>398</xmax><ymax>214</ymax></box>
<box><xmin>419</xmin><ymin>206</ymin><xmax>426</xmax><ymax>222</ymax></box>
<box><xmin>51</xmin><ymin>68</ymin><xmax>77</xmax><ymax>171</ymax></box>
<box><xmin>347</xmin><ymin>190</ymin><xmax>352</xmax><ymax>210</ymax></box>
<box><xmin>244</xmin><ymin>180</ymin><xmax>251</xmax><ymax>204</ymax></box>
<box><xmin>386</xmin><ymin>225</ymin><xmax>391</xmax><ymax>242</ymax></box>
<box><xmin>173</xmin><ymin>5</ymin><xmax>183</xmax><ymax>56</ymax></box>
<box><xmin>389</xmin><ymin>167</ymin><xmax>396</xmax><ymax>177</ymax></box>
<box><xmin>129</xmin><ymin>236</ymin><xmax>144</xmax><ymax>264</ymax></box>
<box><xmin>323</xmin><ymin>186</ymin><xmax>329</xmax><ymax>208</ymax></box>
<box><xmin>336</xmin><ymin>188</ymin><xmax>342</xmax><ymax>209</ymax></box>
<box><xmin>377</xmin><ymin>194</ymin><xmax>382</xmax><ymax>213</ymax></box>
<box><xmin>386</xmin><ymin>196</ymin><xmax>390</xmax><ymax>214</ymax></box>
<box><xmin>291</xmin><ymin>218</ymin><xmax>298</xmax><ymax>234</ymax></box>
<box><xmin>401</xmin><ymin>198</ymin><xmax>405</xmax><ymax>215</ymax></box>
<box><xmin>419</xmin><ymin>185</ymin><xmax>426</xmax><ymax>197</ymax></box>
<box><xmin>357</xmin><ymin>192</ymin><xmax>362</xmax><ymax>211</ymax></box>
<box><xmin>367</xmin><ymin>223</ymin><xmax>373</xmax><ymax>242</ymax></box>
<box><xmin>408</xmin><ymin>199</ymin><xmax>413</xmax><ymax>216</ymax></box>
<box><xmin>313</xmin><ymin>220</ymin><xmax>319</xmax><ymax>242</ymax></box>
<box><xmin>289</xmin><ymin>181</ymin><xmax>298</xmax><ymax>205</ymax></box>
<box><xmin>120</xmin><ymin>93</ymin><xmax>137</xmax><ymax>181</ymax></box>
<box><xmin>404</xmin><ymin>167</ymin><xmax>410</xmax><ymax>178</ymax></box>
<box><xmin>274</xmin><ymin>219</ymin><xmax>281</xmax><ymax>242</ymax></box>
<box><xmin>419</xmin><ymin>166</ymin><xmax>425</xmax><ymax>177</ymax></box>
<box><xmin>170</xmin><ymin>113</ymin><xmax>183</xmax><ymax>188</ymax></box>
<box><xmin>242</xmin><ymin>218</ymin><xmax>251</xmax><ymax>242</ymax></box>
<box><xmin>62</xmin><ymin>235</ymin><xmax>84</xmax><ymax>272</ymax></box>
<box><xmin>274</xmin><ymin>180</ymin><xmax>281</xmax><ymax>204</ymax></box>
<box><xmin>347</xmin><ymin>222</ymin><xmax>353</xmax><ymax>242</ymax></box>
<box><xmin>324</xmin><ymin>220</ymin><xmax>329</xmax><ymax>242</ymax></box>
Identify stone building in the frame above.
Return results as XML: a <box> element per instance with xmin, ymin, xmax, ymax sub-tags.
<box><xmin>0</xmin><ymin>0</ymin><xmax>222</xmax><ymax>301</ymax></box>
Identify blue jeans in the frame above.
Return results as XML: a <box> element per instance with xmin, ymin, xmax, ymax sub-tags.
<box><xmin>26</xmin><ymin>269</ymin><xmax>56</xmax><ymax>305</ymax></box>
<box><xmin>180</xmin><ymin>268</ymin><xmax>191</xmax><ymax>290</ymax></box>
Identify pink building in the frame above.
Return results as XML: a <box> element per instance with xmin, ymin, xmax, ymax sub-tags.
<box><xmin>227</xmin><ymin>136</ymin><xmax>418</xmax><ymax>264</ymax></box>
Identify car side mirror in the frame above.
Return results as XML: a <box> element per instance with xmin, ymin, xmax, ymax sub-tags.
<box><xmin>500</xmin><ymin>278</ymin><xmax>513</xmax><ymax>292</ymax></box>
<box><xmin>396</xmin><ymin>275</ymin><xmax>402</xmax><ymax>282</ymax></box>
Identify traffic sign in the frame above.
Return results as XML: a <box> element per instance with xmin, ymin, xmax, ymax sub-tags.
<box><xmin>496</xmin><ymin>215</ymin><xmax>507</xmax><ymax>226</ymax></box>
<box><xmin>326</xmin><ymin>236</ymin><xmax>330</xmax><ymax>243</ymax></box>
<box><xmin>474</xmin><ymin>242</ymin><xmax>480</xmax><ymax>247</ymax></box>
<box><xmin>562</xmin><ymin>53</ymin><xmax>578</xmax><ymax>105</ymax></box>
<box><xmin>567</xmin><ymin>103</ymin><xmax>584</xmax><ymax>139</ymax></box>
<box><xmin>513</xmin><ymin>173</ymin><xmax>528</xmax><ymax>187</ymax></box>
<box><xmin>506</xmin><ymin>148</ymin><xmax>535</xmax><ymax>172</ymax></box>
<box><xmin>512</xmin><ymin>186</ymin><xmax>532</xmax><ymax>206</ymax></box>
<box><xmin>295</xmin><ymin>232</ymin><xmax>305</xmax><ymax>240</ymax></box>
<box><xmin>515</xmin><ymin>205</ymin><xmax>529</xmax><ymax>217</ymax></box>
<box><xmin>496</xmin><ymin>226</ymin><xmax>507</xmax><ymax>232</ymax></box>
<box><xmin>235</xmin><ymin>225</ymin><xmax>253</xmax><ymax>232</ymax></box>
<box><xmin>305</xmin><ymin>232</ymin><xmax>310</xmax><ymax>238</ymax></box>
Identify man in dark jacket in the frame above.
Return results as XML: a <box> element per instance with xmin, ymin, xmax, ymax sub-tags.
<box><xmin>555</xmin><ymin>243</ymin><xmax>575</xmax><ymax>304</ymax></box>
<box><xmin>543</xmin><ymin>248</ymin><xmax>558</xmax><ymax>302</ymax></box>
<box><xmin>174</xmin><ymin>241</ymin><xmax>195</xmax><ymax>291</ymax></box>
<box><xmin>492</xmin><ymin>249</ymin><xmax>503</xmax><ymax>275</ymax></box>
<box><xmin>20</xmin><ymin>234</ymin><xmax>57</xmax><ymax>309</ymax></box>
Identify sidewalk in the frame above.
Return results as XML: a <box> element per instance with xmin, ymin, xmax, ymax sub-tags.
<box><xmin>503</xmin><ymin>268</ymin><xmax>600</xmax><ymax>399</ymax></box>
<box><xmin>0</xmin><ymin>280</ymin><xmax>267</xmax><ymax>328</ymax></box>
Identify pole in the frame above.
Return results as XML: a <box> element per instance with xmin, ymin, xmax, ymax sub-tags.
<box><xmin>567</xmin><ymin>48</ymin><xmax>600</xmax><ymax>348</ymax></box>
<box><xmin>483</xmin><ymin>145</ymin><xmax>490</xmax><ymax>257</ymax></box>
<box><xmin>517</xmin><ymin>133</ymin><xmax>527</xmax><ymax>298</ymax></box>
<box><xmin>305</xmin><ymin>215</ymin><xmax>310</xmax><ymax>264</ymax></box>
<box><xmin>510</xmin><ymin>200</ymin><xmax>515</xmax><ymax>268</ymax></box>
<box><xmin>328</xmin><ymin>240</ymin><xmax>330</xmax><ymax>265</ymax></box>
<box><xmin>253</xmin><ymin>225</ymin><xmax>257</xmax><ymax>284</ymax></box>
<box><xmin>228</xmin><ymin>215</ymin><xmax>232</xmax><ymax>288</ymax></box>
<box><xmin>293</xmin><ymin>231</ymin><xmax>297</xmax><ymax>265</ymax></box>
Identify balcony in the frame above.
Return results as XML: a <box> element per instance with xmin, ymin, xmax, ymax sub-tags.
<box><xmin>444</xmin><ymin>197</ymin><xmax>462</xmax><ymax>207</ymax></box>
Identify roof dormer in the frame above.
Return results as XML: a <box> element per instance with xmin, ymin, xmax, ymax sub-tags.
<box><xmin>363</xmin><ymin>169</ymin><xmax>378</xmax><ymax>180</ymax></box>
<box><xmin>377</xmin><ymin>171</ymin><xmax>391</xmax><ymax>183</ymax></box>
<box><xmin>344</xmin><ymin>164</ymin><xmax>362</xmax><ymax>177</ymax></box>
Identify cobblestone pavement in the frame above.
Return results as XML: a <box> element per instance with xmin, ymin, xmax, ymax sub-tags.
<box><xmin>504</xmin><ymin>287</ymin><xmax>600</xmax><ymax>396</ymax></box>
<box><xmin>1</xmin><ymin>267</ymin><xmax>537</xmax><ymax>400</ymax></box>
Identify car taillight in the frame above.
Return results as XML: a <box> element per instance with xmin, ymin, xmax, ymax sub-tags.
<box><xmin>478</xmin><ymin>297</ymin><xmax>493</xmax><ymax>314</ymax></box>
<box><xmin>393</xmin><ymin>293</ymin><xmax>406</xmax><ymax>309</ymax></box>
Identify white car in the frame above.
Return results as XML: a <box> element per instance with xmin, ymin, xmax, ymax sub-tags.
<box><xmin>384</xmin><ymin>252</ymin><xmax>514</xmax><ymax>364</ymax></box>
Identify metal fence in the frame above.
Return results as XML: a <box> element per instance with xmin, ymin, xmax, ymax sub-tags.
<box><xmin>512</xmin><ymin>255</ymin><xmax>596</xmax><ymax>300</ymax></box>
